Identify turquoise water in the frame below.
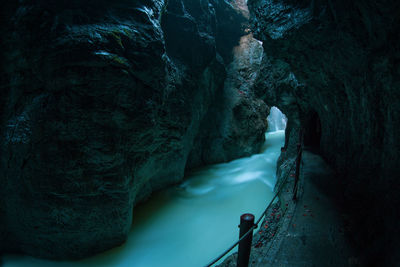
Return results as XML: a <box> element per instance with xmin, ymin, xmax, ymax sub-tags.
<box><xmin>3</xmin><ymin>130</ymin><xmax>285</xmax><ymax>267</ymax></box>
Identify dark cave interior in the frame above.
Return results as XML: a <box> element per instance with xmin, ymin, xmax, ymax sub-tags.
<box><xmin>303</xmin><ymin>110</ymin><xmax>321</xmax><ymax>150</ymax></box>
<box><xmin>1</xmin><ymin>0</ymin><xmax>399</xmax><ymax>266</ymax></box>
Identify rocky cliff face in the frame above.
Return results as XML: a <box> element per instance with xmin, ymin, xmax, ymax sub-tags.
<box><xmin>248</xmin><ymin>0</ymin><xmax>400</xmax><ymax>265</ymax></box>
<box><xmin>187</xmin><ymin>34</ymin><xmax>268</xmax><ymax>169</ymax></box>
<box><xmin>0</xmin><ymin>0</ymin><xmax>268</xmax><ymax>259</ymax></box>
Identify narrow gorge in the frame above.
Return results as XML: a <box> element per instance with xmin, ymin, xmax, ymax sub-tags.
<box><xmin>1</xmin><ymin>0</ymin><xmax>399</xmax><ymax>266</ymax></box>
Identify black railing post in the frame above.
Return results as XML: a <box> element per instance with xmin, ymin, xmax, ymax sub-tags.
<box><xmin>237</xmin><ymin>213</ymin><xmax>255</xmax><ymax>267</ymax></box>
<box><xmin>293</xmin><ymin>143</ymin><xmax>302</xmax><ymax>200</ymax></box>
<box><xmin>281</xmin><ymin>147</ymin><xmax>286</xmax><ymax>159</ymax></box>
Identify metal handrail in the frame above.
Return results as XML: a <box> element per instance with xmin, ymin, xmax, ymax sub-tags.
<box><xmin>205</xmin><ymin>147</ymin><xmax>302</xmax><ymax>267</ymax></box>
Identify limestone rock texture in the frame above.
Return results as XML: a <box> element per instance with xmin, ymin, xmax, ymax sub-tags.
<box><xmin>248</xmin><ymin>0</ymin><xmax>400</xmax><ymax>265</ymax></box>
<box><xmin>186</xmin><ymin>34</ymin><xmax>268</xmax><ymax>169</ymax></box>
<box><xmin>0</xmin><ymin>0</ymin><xmax>267</xmax><ymax>259</ymax></box>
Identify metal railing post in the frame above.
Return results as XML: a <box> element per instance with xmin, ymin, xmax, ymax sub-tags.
<box><xmin>205</xmin><ymin>149</ymin><xmax>302</xmax><ymax>267</ymax></box>
<box><xmin>293</xmin><ymin>143</ymin><xmax>302</xmax><ymax>200</ymax></box>
<box><xmin>281</xmin><ymin>147</ymin><xmax>286</xmax><ymax>159</ymax></box>
<box><xmin>237</xmin><ymin>213</ymin><xmax>255</xmax><ymax>267</ymax></box>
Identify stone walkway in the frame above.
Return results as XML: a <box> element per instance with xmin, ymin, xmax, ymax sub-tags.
<box><xmin>219</xmin><ymin>150</ymin><xmax>360</xmax><ymax>267</ymax></box>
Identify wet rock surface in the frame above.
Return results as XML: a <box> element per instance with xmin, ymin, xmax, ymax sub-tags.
<box><xmin>0</xmin><ymin>0</ymin><xmax>267</xmax><ymax>259</ymax></box>
<box><xmin>248</xmin><ymin>0</ymin><xmax>400</xmax><ymax>265</ymax></box>
<box><xmin>219</xmin><ymin>151</ymin><xmax>358</xmax><ymax>267</ymax></box>
<box><xmin>186</xmin><ymin>34</ymin><xmax>268</xmax><ymax>169</ymax></box>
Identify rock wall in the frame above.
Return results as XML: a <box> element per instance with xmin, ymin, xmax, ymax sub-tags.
<box><xmin>0</xmin><ymin>0</ymin><xmax>268</xmax><ymax>259</ymax></box>
<box><xmin>186</xmin><ymin>34</ymin><xmax>268</xmax><ymax>169</ymax></box>
<box><xmin>248</xmin><ymin>0</ymin><xmax>400</xmax><ymax>265</ymax></box>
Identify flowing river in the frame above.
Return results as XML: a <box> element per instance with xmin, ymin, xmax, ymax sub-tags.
<box><xmin>3</xmin><ymin>111</ymin><xmax>286</xmax><ymax>267</ymax></box>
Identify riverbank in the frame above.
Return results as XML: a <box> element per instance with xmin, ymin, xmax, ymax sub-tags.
<box><xmin>218</xmin><ymin>149</ymin><xmax>360</xmax><ymax>267</ymax></box>
<box><xmin>2</xmin><ymin>131</ymin><xmax>285</xmax><ymax>267</ymax></box>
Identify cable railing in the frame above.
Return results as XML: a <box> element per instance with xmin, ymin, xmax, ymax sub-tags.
<box><xmin>205</xmin><ymin>144</ymin><xmax>303</xmax><ymax>267</ymax></box>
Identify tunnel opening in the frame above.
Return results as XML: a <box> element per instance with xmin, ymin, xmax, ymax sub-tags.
<box><xmin>303</xmin><ymin>110</ymin><xmax>321</xmax><ymax>150</ymax></box>
<box><xmin>267</xmin><ymin>106</ymin><xmax>287</xmax><ymax>132</ymax></box>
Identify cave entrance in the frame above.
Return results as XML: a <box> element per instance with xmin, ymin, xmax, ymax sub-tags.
<box><xmin>267</xmin><ymin>106</ymin><xmax>287</xmax><ymax>132</ymax></box>
<box><xmin>303</xmin><ymin>110</ymin><xmax>321</xmax><ymax>149</ymax></box>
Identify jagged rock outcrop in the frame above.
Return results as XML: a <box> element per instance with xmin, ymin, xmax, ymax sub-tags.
<box><xmin>0</xmin><ymin>0</ymin><xmax>267</xmax><ymax>259</ymax></box>
<box><xmin>187</xmin><ymin>34</ymin><xmax>268</xmax><ymax>168</ymax></box>
<box><xmin>248</xmin><ymin>0</ymin><xmax>400</xmax><ymax>265</ymax></box>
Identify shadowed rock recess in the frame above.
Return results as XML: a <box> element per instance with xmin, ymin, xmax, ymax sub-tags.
<box><xmin>0</xmin><ymin>0</ymin><xmax>269</xmax><ymax>259</ymax></box>
<box><xmin>248</xmin><ymin>0</ymin><xmax>400</xmax><ymax>265</ymax></box>
<box><xmin>1</xmin><ymin>0</ymin><xmax>399</xmax><ymax>265</ymax></box>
